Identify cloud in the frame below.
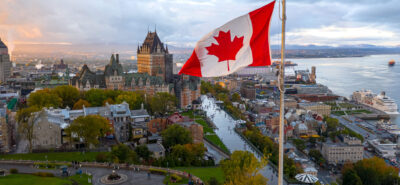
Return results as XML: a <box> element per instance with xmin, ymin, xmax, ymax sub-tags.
<box><xmin>0</xmin><ymin>0</ymin><xmax>399</xmax><ymax>48</ymax></box>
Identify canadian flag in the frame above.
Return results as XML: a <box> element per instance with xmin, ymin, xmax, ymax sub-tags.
<box><xmin>179</xmin><ymin>1</ymin><xmax>276</xmax><ymax>77</ymax></box>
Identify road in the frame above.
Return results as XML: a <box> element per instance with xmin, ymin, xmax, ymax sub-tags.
<box><xmin>331</xmin><ymin>115</ymin><xmax>377</xmax><ymax>140</ymax></box>
<box><xmin>201</xmin><ymin>96</ymin><xmax>285</xmax><ymax>185</ymax></box>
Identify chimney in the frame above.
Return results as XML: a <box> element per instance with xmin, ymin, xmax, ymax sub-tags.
<box><xmin>116</xmin><ymin>54</ymin><xmax>119</xmax><ymax>63</ymax></box>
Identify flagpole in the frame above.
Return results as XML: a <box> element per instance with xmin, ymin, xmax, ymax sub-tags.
<box><xmin>278</xmin><ymin>0</ymin><xmax>286</xmax><ymax>184</ymax></box>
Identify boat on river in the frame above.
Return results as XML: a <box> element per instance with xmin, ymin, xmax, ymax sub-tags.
<box><xmin>389</xmin><ymin>60</ymin><xmax>395</xmax><ymax>66</ymax></box>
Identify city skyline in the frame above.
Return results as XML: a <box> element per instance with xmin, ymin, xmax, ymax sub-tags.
<box><xmin>0</xmin><ymin>0</ymin><xmax>399</xmax><ymax>55</ymax></box>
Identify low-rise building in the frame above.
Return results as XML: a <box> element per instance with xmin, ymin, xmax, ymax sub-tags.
<box><xmin>298</xmin><ymin>102</ymin><xmax>331</xmax><ymax>116</ymax></box>
<box><xmin>322</xmin><ymin>137</ymin><xmax>363</xmax><ymax>164</ymax></box>
<box><xmin>147</xmin><ymin>142</ymin><xmax>165</xmax><ymax>159</ymax></box>
<box><xmin>31</xmin><ymin>110</ymin><xmax>63</xmax><ymax>150</ymax></box>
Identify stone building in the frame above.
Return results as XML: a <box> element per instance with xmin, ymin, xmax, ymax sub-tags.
<box><xmin>31</xmin><ymin>110</ymin><xmax>63</xmax><ymax>150</ymax></box>
<box><xmin>322</xmin><ymin>137</ymin><xmax>363</xmax><ymax>164</ymax></box>
<box><xmin>0</xmin><ymin>108</ymin><xmax>10</xmax><ymax>152</ymax></box>
<box><xmin>137</xmin><ymin>31</ymin><xmax>173</xmax><ymax>83</ymax></box>
<box><xmin>298</xmin><ymin>102</ymin><xmax>331</xmax><ymax>116</ymax></box>
<box><xmin>0</xmin><ymin>39</ymin><xmax>11</xmax><ymax>83</ymax></box>
<box><xmin>70</xmin><ymin>31</ymin><xmax>200</xmax><ymax>108</ymax></box>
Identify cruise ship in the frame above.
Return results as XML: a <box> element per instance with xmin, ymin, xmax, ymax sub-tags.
<box><xmin>352</xmin><ymin>90</ymin><xmax>399</xmax><ymax>114</ymax></box>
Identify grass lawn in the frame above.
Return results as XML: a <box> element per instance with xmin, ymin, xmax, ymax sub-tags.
<box><xmin>173</xmin><ymin>166</ymin><xmax>225</xmax><ymax>184</ymax></box>
<box><xmin>183</xmin><ymin>111</ymin><xmax>230</xmax><ymax>154</ymax></box>
<box><xmin>195</xmin><ymin>118</ymin><xmax>230</xmax><ymax>154</ymax></box>
<box><xmin>0</xmin><ymin>174</ymin><xmax>91</xmax><ymax>185</ymax></box>
<box><xmin>205</xmin><ymin>135</ymin><xmax>230</xmax><ymax>154</ymax></box>
<box><xmin>0</xmin><ymin>152</ymin><xmax>101</xmax><ymax>162</ymax></box>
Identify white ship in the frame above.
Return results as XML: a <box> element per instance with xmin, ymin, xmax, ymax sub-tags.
<box><xmin>352</xmin><ymin>90</ymin><xmax>399</xmax><ymax>115</ymax></box>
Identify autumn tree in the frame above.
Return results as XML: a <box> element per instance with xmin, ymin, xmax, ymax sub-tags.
<box><xmin>149</xmin><ymin>92</ymin><xmax>177</xmax><ymax>115</ymax></box>
<box><xmin>115</xmin><ymin>91</ymin><xmax>145</xmax><ymax>109</ymax></box>
<box><xmin>221</xmin><ymin>151</ymin><xmax>268</xmax><ymax>185</ymax></box>
<box><xmin>17</xmin><ymin>106</ymin><xmax>42</xmax><ymax>153</ymax></box>
<box><xmin>52</xmin><ymin>85</ymin><xmax>80</xmax><ymax>108</ymax></box>
<box><xmin>65</xmin><ymin>115</ymin><xmax>112</xmax><ymax>148</ymax></box>
<box><xmin>103</xmin><ymin>98</ymin><xmax>115</xmax><ymax>105</ymax></box>
<box><xmin>73</xmin><ymin>99</ymin><xmax>91</xmax><ymax>110</ymax></box>
<box><xmin>341</xmin><ymin>157</ymin><xmax>400</xmax><ymax>185</ymax></box>
<box><xmin>27</xmin><ymin>89</ymin><xmax>62</xmax><ymax>108</ymax></box>
<box><xmin>231</xmin><ymin>92</ymin><xmax>241</xmax><ymax>102</ymax></box>
<box><xmin>161</xmin><ymin>124</ymin><xmax>192</xmax><ymax>149</ymax></box>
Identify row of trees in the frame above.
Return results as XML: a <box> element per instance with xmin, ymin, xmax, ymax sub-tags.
<box><xmin>341</xmin><ymin>157</ymin><xmax>400</xmax><ymax>185</ymax></box>
<box><xmin>243</xmin><ymin>128</ymin><xmax>303</xmax><ymax>179</ymax></box>
<box><xmin>94</xmin><ymin>124</ymin><xmax>212</xmax><ymax>167</ymax></box>
<box><xmin>26</xmin><ymin>85</ymin><xmax>177</xmax><ymax>116</ymax></box>
<box><xmin>323</xmin><ymin>116</ymin><xmax>364</xmax><ymax>142</ymax></box>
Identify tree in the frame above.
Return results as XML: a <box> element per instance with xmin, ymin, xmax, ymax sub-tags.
<box><xmin>84</xmin><ymin>89</ymin><xmax>107</xmax><ymax>107</ymax></box>
<box><xmin>343</xmin><ymin>169</ymin><xmax>362</xmax><ymax>185</ymax></box>
<box><xmin>116</xmin><ymin>91</ymin><xmax>145</xmax><ymax>109</ymax></box>
<box><xmin>27</xmin><ymin>89</ymin><xmax>62</xmax><ymax>108</ymax></box>
<box><xmin>17</xmin><ymin>106</ymin><xmax>42</xmax><ymax>153</ymax></box>
<box><xmin>52</xmin><ymin>85</ymin><xmax>80</xmax><ymax>108</ymax></box>
<box><xmin>221</xmin><ymin>151</ymin><xmax>268</xmax><ymax>185</ymax></box>
<box><xmin>326</xmin><ymin>117</ymin><xmax>339</xmax><ymax>132</ymax></box>
<box><xmin>231</xmin><ymin>92</ymin><xmax>241</xmax><ymax>102</ymax></box>
<box><xmin>110</xmin><ymin>144</ymin><xmax>138</xmax><ymax>164</ymax></box>
<box><xmin>309</xmin><ymin>149</ymin><xmax>325</xmax><ymax>166</ymax></box>
<box><xmin>103</xmin><ymin>98</ymin><xmax>115</xmax><ymax>105</ymax></box>
<box><xmin>161</xmin><ymin>124</ymin><xmax>192</xmax><ymax>149</ymax></box>
<box><xmin>208</xmin><ymin>177</ymin><xmax>220</xmax><ymax>185</ymax></box>
<box><xmin>65</xmin><ymin>115</ymin><xmax>112</xmax><ymax>147</ymax></box>
<box><xmin>135</xmin><ymin>145</ymin><xmax>152</xmax><ymax>162</ymax></box>
<box><xmin>73</xmin><ymin>99</ymin><xmax>91</xmax><ymax>110</ymax></box>
<box><xmin>341</xmin><ymin>157</ymin><xmax>400</xmax><ymax>185</ymax></box>
<box><xmin>149</xmin><ymin>92</ymin><xmax>176</xmax><ymax>115</ymax></box>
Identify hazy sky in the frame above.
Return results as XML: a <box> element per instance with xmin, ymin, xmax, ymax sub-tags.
<box><xmin>0</xmin><ymin>0</ymin><xmax>399</xmax><ymax>50</ymax></box>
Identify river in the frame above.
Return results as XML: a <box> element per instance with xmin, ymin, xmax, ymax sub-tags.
<box><xmin>291</xmin><ymin>54</ymin><xmax>400</xmax><ymax>125</ymax></box>
<box><xmin>201</xmin><ymin>96</ymin><xmax>282</xmax><ymax>185</ymax></box>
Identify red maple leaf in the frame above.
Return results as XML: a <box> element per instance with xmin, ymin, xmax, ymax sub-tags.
<box><xmin>205</xmin><ymin>30</ymin><xmax>244</xmax><ymax>71</ymax></box>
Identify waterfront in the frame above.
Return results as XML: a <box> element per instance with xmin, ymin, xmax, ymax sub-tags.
<box><xmin>291</xmin><ymin>54</ymin><xmax>400</xmax><ymax>125</ymax></box>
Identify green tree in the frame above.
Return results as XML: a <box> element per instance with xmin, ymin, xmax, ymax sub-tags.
<box><xmin>149</xmin><ymin>92</ymin><xmax>176</xmax><ymax>115</ymax></box>
<box><xmin>221</xmin><ymin>151</ymin><xmax>268</xmax><ymax>185</ymax></box>
<box><xmin>326</xmin><ymin>117</ymin><xmax>339</xmax><ymax>132</ymax></box>
<box><xmin>65</xmin><ymin>115</ymin><xmax>112</xmax><ymax>147</ymax></box>
<box><xmin>27</xmin><ymin>89</ymin><xmax>62</xmax><ymax>108</ymax></box>
<box><xmin>135</xmin><ymin>145</ymin><xmax>152</xmax><ymax>162</ymax></box>
<box><xmin>110</xmin><ymin>144</ymin><xmax>138</xmax><ymax>164</ymax></box>
<box><xmin>171</xmin><ymin>144</ymin><xmax>191</xmax><ymax>166</ymax></box>
<box><xmin>208</xmin><ymin>177</ymin><xmax>220</xmax><ymax>185</ymax></box>
<box><xmin>52</xmin><ymin>85</ymin><xmax>80</xmax><ymax>108</ymax></box>
<box><xmin>231</xmin><ymin>92</ymin><xmax>241</xmax><ymax>102</ymax></box>
<box><xmin>73</xmin><ymin>99</ymin><xmax>91</xmax><ymax>110</ymax></box>
<box><xmin>343</xmin><ymin>169</ymin><xmax>362</xmax><ymax>185</ymax></box>
<box><xmin>17</xmin><ymin>106</ymin><xmax>42</xmax><ymax>153</ymax></box>
<box><xmin>84</xmin><ymin>89</ymin><xmax>107</xmax><ymax>107</ymax></box>
<box><xmin>161</xmin><ymin>124</ymin><xmax>192</xmax><ymax>149</ymax></box>
<box><xmin>116</xmin><ymin>91</ymin><xmax>145</xmax><ymax>109</ymax></box>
